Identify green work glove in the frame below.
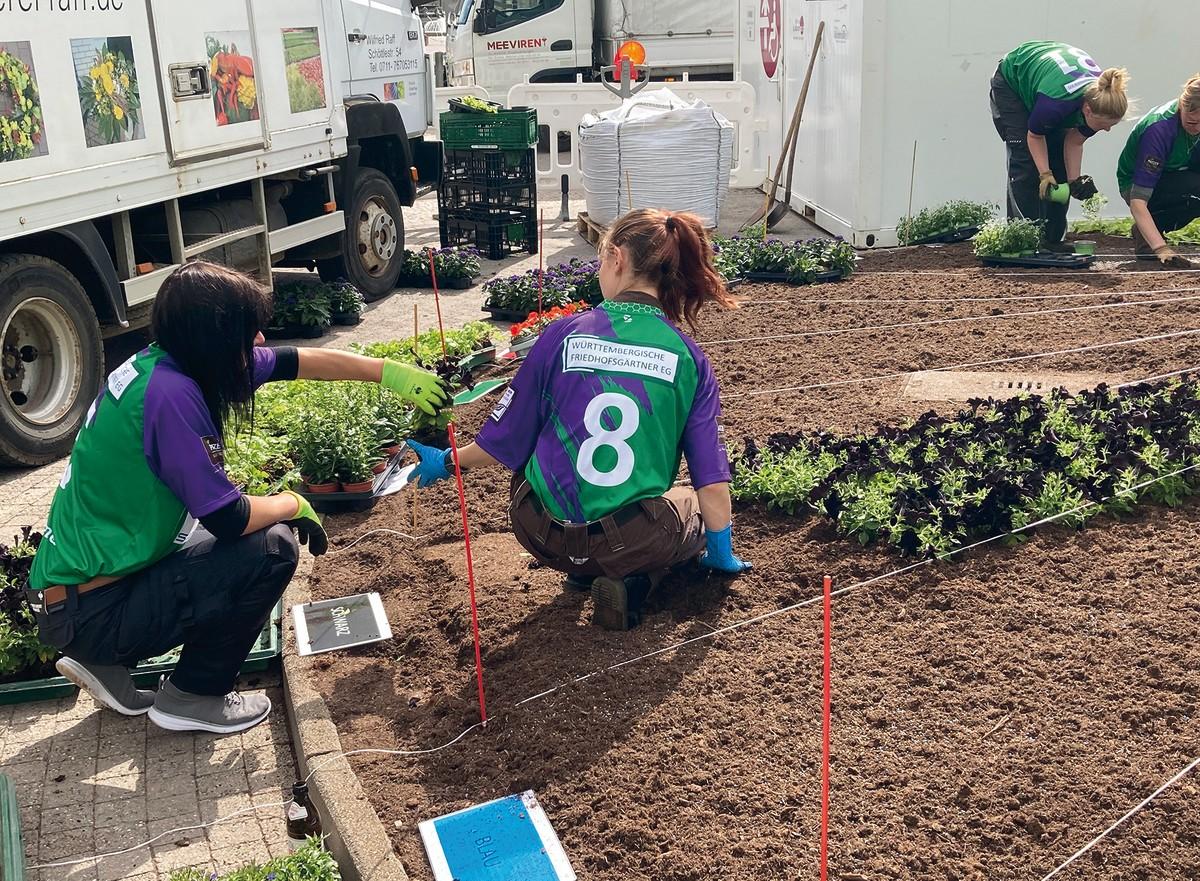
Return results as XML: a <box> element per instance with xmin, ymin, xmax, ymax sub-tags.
<box><xmin>281</xmin><ymin>490</ymin><xmax>328</xmax><ymax>556</ymax></box>
<box><xmin>381</xmin><ymin>359</ymin><xmax>449</xmax><ymax>416</ymax></box>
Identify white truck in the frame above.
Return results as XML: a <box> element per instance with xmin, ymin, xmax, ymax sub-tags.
<box><xmin>445</xmin><ymin>0</ymin><xmax>734</xmax><ymax>102</ymax></box>
<box><xmin>0</xmin><ymin>0</ymin><xmax>440</xmax><ymax>466</ymax></box>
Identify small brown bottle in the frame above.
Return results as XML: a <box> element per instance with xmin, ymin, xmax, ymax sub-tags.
<box><xmin>286</xmin><ymin>781</ymin><xmax>323</xmax><ymax>852</ymax></box>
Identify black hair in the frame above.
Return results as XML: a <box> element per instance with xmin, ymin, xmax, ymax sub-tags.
<box><xmin>150</xmin><ymin>261</ymin><xmax>272</xmax><ymax>437</ymax></box>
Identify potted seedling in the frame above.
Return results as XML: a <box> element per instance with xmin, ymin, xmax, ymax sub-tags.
<box><xmin>374</xmin><ymin>390</ymin><xmax>410</xmax><ymax>456</ymax></box>
<box><xmin>329</xmin><ymin>282</ymin><xmax>365</xmax><ymax>326</ymax></box>
<box><xmin>294</xmin><ymin>421</ymin><xmax>340</xmax><ymax>493</ymax></box>
<box><xmin>435</xmin><ymin>246</ymin><xmax>482</xmax><ymax>289</ymax></box>
<box><xmin>897</xmin><ymin>200</ymin><xmax>996</xmax><ymax>245</ymax></box>
<box><xmin>337</xmin><ymin>429</ymin><xmax>376</xmax><ymax>493</ymax></box>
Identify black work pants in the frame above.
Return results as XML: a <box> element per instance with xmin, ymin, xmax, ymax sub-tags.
<box><xmin>1128</xmin><ymin>169</ymin><xmax>1200</xmax><ymax>234</ymax></box>
<box><xmin>990</xmin><ymin>64</ymin><xmax>1068</xmax><ymax>244</ymax></box>
<box><xmin>36</xmin><ymin>525</ymin><xmax>298</xmax><ymax>696</ymax></box>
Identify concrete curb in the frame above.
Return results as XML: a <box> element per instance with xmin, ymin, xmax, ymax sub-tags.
<box><xmin>281</xmin><ymin>554</ymin><xmax>410</xmax><ymax>881</ymax></box>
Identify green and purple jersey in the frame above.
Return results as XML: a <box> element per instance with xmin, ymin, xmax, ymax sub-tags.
<box><xmin>1117</xmin><ymin>101</ymin><xmax>1200</xmax><ymax>200</ymax></box>
<box><xmin>30</xmin><ymin>344</ymin><xmax>282</xmax><ymax>589</ymax></box>
<box><xmin>475</xmin><ymin>293</ymin><xmax>729</xmax><ymax>523</ymax></box>
<box><xmin>1000</xmin><ymin>41</ymin><xmax>1103</xmax><ymax>137</ymax></box>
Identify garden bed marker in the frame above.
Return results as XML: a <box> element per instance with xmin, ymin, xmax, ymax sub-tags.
<box><xmin>428</xmin><ymin>250</ymin><xmax>489</xmax><ymax>726</ymax></box>
<box><xmin>413</xmin><ymin>303</ymin><xmax>420</xmax><ymax>530</ymax></box>
<box><xmin>419</xmin><ymin>790</ymin><xmax>576</xmax><ymax>881</ymax></box>
<box><xmin>537</xmin><ymin>209</ymin><xmax>545</xmax><ymax>315</ymax></box>
<box><xmin>821</xmin><ymin>574</ymin><xmax>832</xmax><ymax>881</ymax></box>
<box><xmin>292</xmin><ymin>592</ymin><xmax>392</xmax><ymax>656</ymax></box>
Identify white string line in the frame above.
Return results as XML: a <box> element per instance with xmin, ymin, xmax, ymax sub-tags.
<box><xmin>329</xmin><ymin>527</ymin><xmax>426</xmax><ymax>553</ymax></box>
<box><xmin>740</xmin><ymin>283</ymin><xmax>1200</xmax><ymax>307</ymax></box>
<box><xmin>30</xmin><ymin>458</ymin><xmax>1200</xmax><ymax>870</ymax></box>
<box><xmin>702</xmin><ymin>292</ymin><xmax>1200</xmax><ymax>348</ymax></box>
<box><xmin>27</xmin><ymin>797</ymin><xmax>292</xmax><ymax>870</ymax></box>
<box><xmin>856</xmin><ymin>267</ymin><xmax>1200</xmax><ymax>278</ymax></box>
<box><xmin>1037</xmin><ymin>755</ymin><xmax>1200</xmax><ymax>881</ymax></box>
<box><xmin>723</xmin><ymin>326</ymin><xmax>1200</xmax><ymax>400</ymax></box>
<box><xmin>1116</xmin><ymin>365</ymin><xmax>1200</xmax><ymax>387</ymax></box>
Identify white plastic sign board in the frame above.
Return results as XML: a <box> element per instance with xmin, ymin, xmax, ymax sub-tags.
<box><xmin>420</xmin><ymin>791</ymin><xmax>576</xmax><ymax>881</ymax></box>
<box><xmin>292</xmin><ymin>593</ymin><xmax>392</xmax><ymax>656</ymax></box>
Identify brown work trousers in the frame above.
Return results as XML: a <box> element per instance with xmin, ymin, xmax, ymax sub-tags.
<box><xmin>509</xmin><ymin>476</ymin><xmax>705</xmax><ymax>579</ymax></box>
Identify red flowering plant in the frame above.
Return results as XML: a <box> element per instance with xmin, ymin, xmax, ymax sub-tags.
<box><xmin>509</xmin><ymin>301</ymin><xmax>590</xmax><ymax>343</ymax></box>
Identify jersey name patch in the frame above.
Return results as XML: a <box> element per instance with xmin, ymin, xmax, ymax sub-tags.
<box><xmin>562</xmin><ymin>335</ymin><xmax>679</xmax><ymax>383</ymax></box>
<box><xmin>201</xmin><ymin>435</ymin><xmax>225</xmax><ymax>467</ymax></box>
<box><xmin>491</xmin><ymin>387</ymin><xmax>515</xmax><ymax>422</ymax></box>
<box><xmin>1144</xmin><ymin>155</ymin><xmax>1163</xmax><ymax>173</ymax></box>
<box><xmin>107</xmin><ymin>359</ymin><xmax>139</xmax><ymax>400</ymax></box>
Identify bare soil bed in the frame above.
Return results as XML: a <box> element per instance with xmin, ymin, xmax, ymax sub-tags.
<box><xmin>307</xmin><ymin>239</ymin><xmax>1200</xmax><ymax>881</ymax></box>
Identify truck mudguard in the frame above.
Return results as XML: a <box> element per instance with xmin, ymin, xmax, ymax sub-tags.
<box><xmin>343</xmin><ymin>102</ymin><xmax>418</xmax><ymax>206</ymax></box>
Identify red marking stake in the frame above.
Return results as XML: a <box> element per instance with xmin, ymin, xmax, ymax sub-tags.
<box><xmin>821</xmin><ymin>574</ymin><xmax>832</xmax><ymax>881</ymax></box>
<box><xmin>428</xmin><ymin>251</ymin><xmax>488</xmax><ymax>725</ymax></box>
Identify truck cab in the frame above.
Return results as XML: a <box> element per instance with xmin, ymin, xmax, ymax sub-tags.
<box><xmin>447</xmin><ymin>0</ymin><xmax>591</xmax><ymax>98</ymax></box>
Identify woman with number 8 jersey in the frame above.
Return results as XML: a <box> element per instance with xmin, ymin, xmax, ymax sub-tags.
<box><xmin>990</xmin><ymin>41</ymin><xmax>1130</xmax><ymax>246</ymax></box>
<box><xmin>404</xmin><ymin>209</ymin><xmax>748</xmax><ymax>631</ymax></box>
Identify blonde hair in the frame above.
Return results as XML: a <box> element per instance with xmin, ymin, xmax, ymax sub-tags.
<box><xmin>1180</xmin><ymin>73</ymin><xmax>1200</xmax><ymax>113</ymax></box>
<box><xmin>1083</xmin><ymin>67</ymin><xmax>1130</xmax><ymax>121</ymax></box>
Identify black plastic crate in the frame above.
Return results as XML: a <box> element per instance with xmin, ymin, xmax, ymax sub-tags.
<box><xmin>439</xmin><ymin>207</ymin><xmax>537</xmax><ymax>260</ymax></box>
<box><xmin>438</xmin><ymin>179</ymin><xmax>537</xmax><ymax>212</ymax></box>
<box><xmin>443</xmin><ymin>148</ymin><xmax>537</xmax><ymax>187</ymax></box>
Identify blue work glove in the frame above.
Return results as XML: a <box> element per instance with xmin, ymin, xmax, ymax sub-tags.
<box><xmin>699</xmin><ymin>524</ymin><xmax>752</xmax><ymax>573</ymax></box>
<box><xmin>405</xmin><ymin>439</ymin><xmax>453</xmax><ymax>488</ymax></box>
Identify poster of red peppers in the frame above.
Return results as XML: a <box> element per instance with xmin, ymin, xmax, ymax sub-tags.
<box><xmin>205</xmin><ymin>31</ymin><xmax>259</xmax><ymax>127</ymax></box>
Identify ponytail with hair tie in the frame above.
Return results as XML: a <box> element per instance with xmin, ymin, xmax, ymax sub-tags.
<box><xmin>665</xmin><ymin>215</ymin><xmax>678</xmax><ymax>234</ymax></box>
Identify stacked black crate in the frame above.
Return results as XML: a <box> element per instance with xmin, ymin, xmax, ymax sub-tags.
<box><xmin>438</xmin><ymin>148</ymin><xmax>538</xmax><ymax>260</ymax></box>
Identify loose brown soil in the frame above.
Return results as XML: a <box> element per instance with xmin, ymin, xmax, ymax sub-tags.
<box><xmin>307</xmin><ymin>239</ymin><xmax>1200</xmax><ymax>881</ymax></box>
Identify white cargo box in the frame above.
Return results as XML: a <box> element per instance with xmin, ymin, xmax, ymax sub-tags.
<box><xmin>736</xmin><ymin>0</ymin><xmax>1197</xmax><ymax>247</ymax></box>
<box><xmin>0</xmin><ymin>0</ymin><xmax>348</xmax><ymax>243</ymax></box>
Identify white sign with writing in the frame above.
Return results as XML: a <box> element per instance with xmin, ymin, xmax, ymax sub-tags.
<box><xmin>292</xmin><ymin>593</ymin><xmax>392</xmax><ymax>656</ymax></box>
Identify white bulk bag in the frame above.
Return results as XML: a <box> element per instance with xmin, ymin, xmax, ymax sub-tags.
<box><xmin>579</xmin><ymin>88</ymin><xmax>734</xmax><ymax>228</ymax></box>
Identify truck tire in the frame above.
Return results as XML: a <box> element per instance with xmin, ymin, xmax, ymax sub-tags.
<box><xmin>0</xmin><ymin>255</ymin><xmax>103</xmax><ymax>467</ymax></box>
<box><xmin>317</xmin><ymin>168</ymin><xmax>405</xmax><ymax>301</ymax></box>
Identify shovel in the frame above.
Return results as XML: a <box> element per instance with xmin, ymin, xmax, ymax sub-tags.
<box><xmin>743</xmin><ymin>21</ymin><xmax>825</xmax><ymax>231</ymax></box>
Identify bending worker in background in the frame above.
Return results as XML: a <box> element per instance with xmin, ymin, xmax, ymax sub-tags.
<box><xmin>406</xmin><ymin>208</ymin><xmax>751</xmax><ymax>631</ymax></box>
<box><xmin>27</xmin><ymin>262</ymin><xmax>446</xmax><ymax>734</ymax></box>
<box><xmin>1116</xmin><ymin>73</ymin><xmax>1200</xmax><ymax>268</ymax></box>
<box><xmin>991</xmin><ymin>40</ymin><xmax>1130</xmax><ymax>247</ymax></box>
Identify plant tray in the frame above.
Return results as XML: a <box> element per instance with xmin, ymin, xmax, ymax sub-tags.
<box><xmin>482</xmin><ymin>305</ymin><xmax>535</xmax><ymax>323</ymax></box>
<box><xmin>459</xmin><ymin>346</ymin><xmax>498</xmax><ymax>371</ymax></box>
<box><xmin>440</xmin><ymin>107</ymin><xmax>538</xmax><ymax>151</ymax></box>
<box><xmin>447</xmin><ymin>96</ymin><xmax>504</xmax><ymax>114</ymax></box>
<box><xmin>440</xmin><ymin>207</ymin><xmax>538</xmax><ymax>261</ymax></box>
<box><xmin>0</xmin><ymin>773</ymin><xmax>23</xmax><ymax>881</ymax></box>
<box><xmin>398</xmin><ymin>274</ymin><xmax>476</xmax><ymax>290</ymax></box>
<box><xmin>298</xmin><ymin>452</ymin><xmax>406</xmax><ymax>513</ymax></box>
<box><xmin>0</xmin><ymin>601</ymin><xmax>283</xmax><ymax>707</ymax></box>
<box><xmin>332</xmin><ymin>313</ymin><xmax>362</xmax><ymax>326</ymax></box>
<box><xmin>905</xmin><ymin>226</ymin><xmax>979</xmax><ymax>246</ymax></box>
<box><xmin>739</xmin><ymin>269</ymin><xmax>845</xmax><ymax>285</ymax></box>
<box><xmin>264</xmin><ymin>324</ymin><xmax>325</xmax><ymax>340</ymax></box>
<box><xmin>980</xmin><ymin>252</ymin><xmax>1094</xmax><ymax>269</ymax></box>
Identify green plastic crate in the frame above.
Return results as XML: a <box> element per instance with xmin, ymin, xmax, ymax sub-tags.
<box><xmin>440</xmin><ymin>107</ymin><xmax>538</xmax><ymax>150</ymax></box>
<box><xmin>0</xmin><ymin>774</ymin><xmax>24</xmax><ymax>881</ymax></box>
<box><xmin>0</xmin><ymin>601</ymin><xmax>283</xmax><ymax>706</ymax></box>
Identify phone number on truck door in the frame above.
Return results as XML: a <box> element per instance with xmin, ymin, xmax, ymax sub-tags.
<box><xmin>1</xmin><ymin>0</ymin><xmax>124</xmax><ymax>11</ymax></box>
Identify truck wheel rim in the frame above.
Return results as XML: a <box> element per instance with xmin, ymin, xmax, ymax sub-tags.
<box><xmin>2</xmin><ymin>297</ymin><xmax>83</xmax><ymax>429</ymax></box>
<box><xmin>356</xmin><ymin>198</ymin><xmax>398</xmax><ymax>277</ymax></box>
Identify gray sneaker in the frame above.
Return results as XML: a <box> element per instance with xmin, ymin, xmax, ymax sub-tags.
<box><xmin>148</xmin><ymin>679</ymin><xmax>272</xmax><ymax>734</ymax></box>
<box><xmin>55</xmin><ymin>657</ymin><xmax>156</xmax><ymax>716</ymax></box>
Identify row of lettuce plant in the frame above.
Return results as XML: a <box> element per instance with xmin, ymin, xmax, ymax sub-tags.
<box><xmin>732</xmin><ymin>377</ymin><xmax>1200</xmax><ymax>558</ymax></box>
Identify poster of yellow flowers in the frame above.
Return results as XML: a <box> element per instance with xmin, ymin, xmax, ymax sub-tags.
<box><xmin>0</xmin><ymin>41</ymin><xmax>49</xmax><ymax>163</ymax></box>
<box><xmin>206</xmin><ymin>32</ymin><xmax>260</xmax><ymax>127</ymax></box>
<box><xmin>72</xmin><ymin>36</ymin><xmax>144</xmax><ymax>148</ymax></box>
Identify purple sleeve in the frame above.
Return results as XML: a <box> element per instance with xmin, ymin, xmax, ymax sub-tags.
<box><xmin>1131</xmin><ymin>118</ymin><xmax>1178</xmax><ymax>193</ymax></box>
<box><xmin>1027</xmin><ymin>94</ymin><xmax>1088</xmax><ymax>137</ymax></box>
<box><xmin>251</xmin><ymin>346</ymin><xmax>277</xmax><ymax>390</ymax></box>
<box><xmin>680</xmin><ymin>346</ymin><xmax>731</xmax><ymax>489</ymax></box>
<box><xmin>474</xmin><ymin>328</ymin><xmax>564</xmax><ymax>470</ymax></box>
<box><xmin>143</xmin><ymin>375</ymin><xmax>241</xmax><ymax>518</ymax></box>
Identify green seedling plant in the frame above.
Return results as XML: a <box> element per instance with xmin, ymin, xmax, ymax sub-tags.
<box><xmin>0</xmin><ymin>528</ymin><xmax>56</xmax><ymax>678</ymax></box>
<box><xmin>972</xmin><ymin>218</ymin><xmax>1044</xmax><ymax>257</ymax></box>
<box><xmin>328</xmin><ymin>282</ymin><xmax>365</xmax><ymax>317</ymax></box>
<box><xmin>169</xmin><ymin>837</ymin><xmax>340</xmax><ymax>881</ymax></box>
<box><xmin>897</xmin><ymin>200</ymin><xmax>997</xmax><ymax>244</ymax></box>
<box><xmin>1070</xmin><ymin>193</ymin><xmax>1134</xmax><ymax>237</ymax></box>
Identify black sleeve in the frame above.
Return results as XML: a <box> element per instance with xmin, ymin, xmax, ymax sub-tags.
<box><xmin>269</xmin><ymin>347</ymin><xmax>300</xmax><ymax>382</ymax></box>
<box><xmin>199</xmin><ymin>494</ymin><xmax>251</xmax><ymax>541</ymax></box>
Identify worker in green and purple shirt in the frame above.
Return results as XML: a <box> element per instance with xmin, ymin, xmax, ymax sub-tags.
<box><xmin>1117</xmin><ymin>74</ymin><xmax>1200</xmax><ymax>268</ymax></box>
<box><xmin>406</xmin><ymin>208</ymin><xmax>750</xmax><ymax>631</ymax></box>
<box><xmin>990</xmin><ymin>41</ymin><xmax>1130</xmax><ymax>246</ymax></box>
<box><xmin>27</xmin><ymin>262</ymin><xmax>446</xmax><ymax>735</ymax></box>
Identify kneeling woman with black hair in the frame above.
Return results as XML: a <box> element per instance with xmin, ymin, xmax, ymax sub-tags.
<box><xmin>27</xmin><ymin>262</ymin><xmax>446</xmax><ymax>735</ymax></box>
<box><xmin>406</xmin><ymin>208</ymin><xmax>751</xmax><ymax>631</ymax></box>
